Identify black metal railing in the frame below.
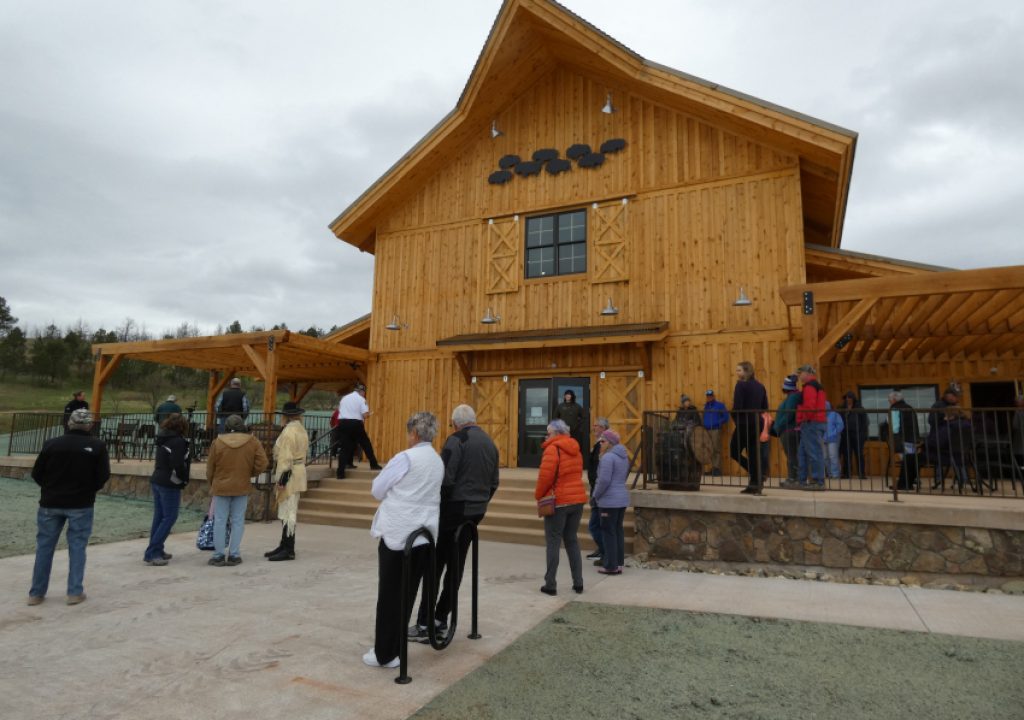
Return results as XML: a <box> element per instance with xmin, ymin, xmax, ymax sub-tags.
<box><xmin>5</xmin><ymin>411</ymin><xmax>334</xmax><ymax>465</ymax></box>
<box><xmin>396</xmin><ymin>522</ymin><xmax>480</xmax><ymax>684</ymax></box>
<box><xmin>638</xmin><ymin>406</ymin><xmax>1024</xmax><ymax>498</ymax></box>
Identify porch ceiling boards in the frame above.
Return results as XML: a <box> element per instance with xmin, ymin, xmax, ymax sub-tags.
<box><xmin>91</xmin><ymin>330</ymin><xmax>372</xmax><ymax>384</ymax></box>
<box><xmin>780</xmin><ymin>266</ymin><xmax>1024</xmax><ymax>366</ymax></box>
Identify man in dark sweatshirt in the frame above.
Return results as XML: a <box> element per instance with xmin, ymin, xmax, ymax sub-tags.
<box><xmin>410</xmin><ymin>403</ymin><xmax>499</xmax><ymax>641</ymax></box>
<box><xmin>28</xmin><ymin>408</ymin><xmax>110</xmax><ymax>606</ymax></box>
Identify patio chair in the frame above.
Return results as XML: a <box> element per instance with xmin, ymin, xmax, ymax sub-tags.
<box><xmin>103</xmin><ymin>421</ymin><xmax>139</xmax><ymax>461</ymax></box>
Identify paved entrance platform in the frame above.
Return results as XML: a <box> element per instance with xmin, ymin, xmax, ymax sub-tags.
<box><xmin>2</xmin><ymin>523</ymin><xmax>1023</xmax><ymax>720</ymax></box>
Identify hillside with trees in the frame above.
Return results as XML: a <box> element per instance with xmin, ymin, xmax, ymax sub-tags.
<box><xmin>0</xmin><ymin>296</ymin><xmax>341</xmax><ymax>418</ymax></box>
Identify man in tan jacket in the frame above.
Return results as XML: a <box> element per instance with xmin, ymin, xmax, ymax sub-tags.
<box><xmin>206</xmin><ymin>414</ymin><xmax>268</xmax><ymax>566</ymax></box>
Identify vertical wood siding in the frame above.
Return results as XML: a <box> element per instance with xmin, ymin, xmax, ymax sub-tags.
<box><xmin>364</xmin><ymin>64</ymin><xmax>810</xmax><ymax>466</ymax></box>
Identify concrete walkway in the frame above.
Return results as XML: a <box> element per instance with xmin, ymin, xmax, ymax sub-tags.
<box><xmin>2</xmin><ymin>523</ymin><xmax>1023</xmax><ymax>720</ymax></box>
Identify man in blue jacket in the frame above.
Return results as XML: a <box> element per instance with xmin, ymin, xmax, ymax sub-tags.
<box><xmin>702</xmin><ymin>390</ymin><xmax>729</xmax><ymax>476</ymax></box>
<box><xmin>28</xmin><ymin>409</ymin><xmax>110</xmax><ymax>606</ymax></box>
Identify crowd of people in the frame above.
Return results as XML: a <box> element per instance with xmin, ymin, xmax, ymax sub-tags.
<box><xmin>668</xmin><ymin>362</ymin><xmax>880</xmax><ymax>494</ymax></box>
<box><xmin>26</xmin><ymin>375</ymin><xmax>1024</xmax><ymax>671</ymax></box>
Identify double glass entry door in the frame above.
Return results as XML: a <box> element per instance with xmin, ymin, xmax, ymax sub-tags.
<box><xmin>517</xmin><ymin>377</ymin><xmax>589</xmax><ymax>468</ymax></box>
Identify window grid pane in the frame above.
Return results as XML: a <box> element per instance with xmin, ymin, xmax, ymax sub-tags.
<box><xmin>526</xmin><ymin>247</ymin><xmax>555</xmax><ymax>278</ymax></box>
<box><xmin>525</xmin><ymin>209</ymin><xmax>587</xmax><ymax>278</ymax></box>
<box><xmin>526</xmin><ymin>217</ymin><xmax>554</xmax><ymax>248</ymax></box>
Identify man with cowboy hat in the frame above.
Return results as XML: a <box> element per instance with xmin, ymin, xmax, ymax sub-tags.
<box><xmin>265</xmin><ymin>402</ymin><xmax>309</xmax><ymax>561</ymax></box>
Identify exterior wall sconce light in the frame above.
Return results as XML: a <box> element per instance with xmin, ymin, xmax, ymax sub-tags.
<box><xmin>481</xmin><ymin>307</ymin><xmax>501</xmax><ymax>325</ymax></box>
<box><xmin>385</xmin><ymin>314</ymin><xmax>407</xmax><ymax>331</ymax></box>
<box><xmin>733</xmin><ymin>288</ymin><xmax>752</xmax><ymax>306</ymax></box>
<box><xmin>491</xmin><ymin>120</ymin><xmax>503</xmax><ymax>138</ymax></box>
<box><xmin>600</xmin><ymin>297</ymin><xmax>619</xmax><ymax>316</ymax></box>
<box><xmin>601</xmin><ymin>92</ymin><xmax>615</xmax><ymax>114</ymax></box>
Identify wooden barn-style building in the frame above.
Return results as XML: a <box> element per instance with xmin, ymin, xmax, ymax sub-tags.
<box><xmin>329</xmin><ymin>0</ymin><xmax>1024</xmax><ymax>469</ymax></box>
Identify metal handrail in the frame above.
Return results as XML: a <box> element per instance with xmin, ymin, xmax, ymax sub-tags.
<box><xmin>5</xmin><ymin>411</ymin><xmax>334</xmax><ymax>465</ymax></box>
<box><xmin>638</xmin><ymin>406</ymin><xmax>1024</xmax><ymax>498</ymax></box>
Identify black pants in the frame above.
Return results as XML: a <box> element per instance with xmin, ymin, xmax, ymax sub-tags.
<box><xmin>416</xmin><ymin>504</ymin><xmax>483</xmax><ymax>627</ymax></box>
<box><xmin>338</xmin><ymin>419</ymin><xmax>379</xmax><ymax>468</ymax></box>
<box><xmin>840</xmin><ymin>436</ymin><xmax>867</xmax><ymax>477</ymax></box>
<box><xmin>781</xmin><ymin>430</ymin><xmax>800</xmax><ymax>481</ymax></box>
<box><xmin>897</xmin><ymin>453</ymin><xmax>919</xmax><ymax>490</ymax></box>
<box><xmin>374</xmin><ymin>540</ymin><xmax>429</xmax><ymax>665</ymax></box>
<box><xmin>730</xmin><ymin>421</ymin><xmax>762</xmax><ymax>488</ymax></box>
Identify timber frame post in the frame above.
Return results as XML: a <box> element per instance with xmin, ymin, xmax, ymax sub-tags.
<box><xmin>90</xmin><ymin>352</ymin><xmax>123</xmax><ymax>415</ymax></box>
<box><xmin>262</xmin><ymin>335</ymin><xmax>278</xmax><ymax>418</ymax></box>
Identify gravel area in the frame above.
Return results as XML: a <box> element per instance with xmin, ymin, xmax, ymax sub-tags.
<box><xmin>1</xmin><ymin>476</ymin><xmax>206</xmax><ymax>558</ymax></box>
<box><xmin>412</xmin><ymin>602</ymin><xmax>1024</xmax><ymax>720</ymax></box>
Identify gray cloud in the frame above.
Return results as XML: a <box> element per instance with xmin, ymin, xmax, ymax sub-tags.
<box><xmin>2</xmin><ymin>0</ymin><xmax>1022</xmax><ymax>336</ymax></box>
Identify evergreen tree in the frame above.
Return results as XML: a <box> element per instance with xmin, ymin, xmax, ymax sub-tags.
<box><xmin>30</xmin><ymin>324</ymin><xmax>70</xmax><ymax>383</ymax></box>
<box><xmin>0</xmin><ymin>296</ymin><xmax>16</xmax><ymax>337</ymax></box>
<box><xmin>0</xmin><ymin>326</ymin><xmax>26</xmax><ymax>379</ymax></box>
<box><xmin>63</xmin><ymin>328</ymin><xmax>91</xmax><ymax>379</ymax></box>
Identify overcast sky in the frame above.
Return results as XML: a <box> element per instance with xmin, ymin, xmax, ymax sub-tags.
<box><xmin>2</xmin><ymin>0</ymin><xmax>1022</xmax><ymax>336</ymax></box>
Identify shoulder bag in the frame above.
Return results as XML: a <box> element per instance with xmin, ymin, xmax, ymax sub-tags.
<box><xmin>537</xmin><ymin>449</ymin><xmax>560</xmax><ymax>517</ymax></box>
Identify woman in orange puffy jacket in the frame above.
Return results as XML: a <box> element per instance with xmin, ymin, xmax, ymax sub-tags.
<box><xmin>534</xmin><ymin>419</ymin><xmax>587</xmax><ymax>595</ymax></box>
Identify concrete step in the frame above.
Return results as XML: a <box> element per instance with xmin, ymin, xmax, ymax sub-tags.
<box><xmin>298</xmin><ymin>467</ymin><xmax>635</xmax><ymax>553</ymax></box>
<box><xmin>296</xmin><ymin>509</ymin><xmax>629</xmax><ymax>553</ymax></box>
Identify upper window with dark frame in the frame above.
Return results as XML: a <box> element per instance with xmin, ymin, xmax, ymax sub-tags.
<box><xmin>525</xmin><ymin>209</ymin><xmax>587</xmax><ymax>279</ymax></box>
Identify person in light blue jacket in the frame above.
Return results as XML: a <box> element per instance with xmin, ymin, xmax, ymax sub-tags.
<box><xmin>592</xmin><ymin>430</ymin><xmax>630</xmax><ymax>575</ymax></box>
<box><xmin>824</xmin><ymin>401</ymin><xmax>844</xmax><ymax>479</ymax></box>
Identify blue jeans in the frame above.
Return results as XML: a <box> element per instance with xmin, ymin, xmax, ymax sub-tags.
<box><xmin>825</xmin><ymin>441</ymin><xmax>841</xmax><ymax>478</ymax></box>
<box><xmin>30</xmin><ymin>506</ymin><xmax>94</xmax><ymax>598</ymax></box>
<box><xmin>798</xmin><ymin>422</ymin><xmax>826</xmax><ymax>484</ymax></box>
<box><xmin>588</xmin><ymin>502</ymin><xmax>604</xmax><ymax>556</ymax></box>
<box><xmin>144</xmin><ymin>483</ymin><xmax>181</xmax><ymax>561</ymax></box>
<box><xmin>213</xmin><ymin>495</ymin><xmax>248</xmax><ymax>558</ymax></box>
<box><xmin>599</xmin><ymin>507</ymin><xmax>626</xmax><ymax>570</ymax></box>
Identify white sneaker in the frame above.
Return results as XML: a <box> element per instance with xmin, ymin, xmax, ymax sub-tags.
<box><xmin>362</xmin><ymin>649</ymin><xmax>400</xmax><ymax>668</ymax></box>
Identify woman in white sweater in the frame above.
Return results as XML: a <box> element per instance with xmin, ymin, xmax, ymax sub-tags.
<box><xmin>364</xmin><ymin>412</ymin><xmax>444</xmax><ymax>668</ymax></box>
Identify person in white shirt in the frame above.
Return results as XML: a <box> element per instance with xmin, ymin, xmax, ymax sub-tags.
<box><xmin>336</xmin><ymin>383</ymin><xmax>382</xmax><ymax>478</ymax></box>
<box><xmin>363</xmin><ymin>412</ymin><xmax>443</xmax><ymax>669</ymax></box>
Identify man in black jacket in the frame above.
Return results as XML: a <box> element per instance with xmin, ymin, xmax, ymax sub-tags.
<box><xmin>888</xmin><ymin>391</ymin><xmax>921</xmax><ymax>491</ymax></box>
<box><xmin>62</xmin><ymin>390</ymin><xmax>88</xmax><ymax>431</ymax></box>
<box><xmin>839</xmin><ymin>391</ymin><xmax>870</xmax><ymax>479</ymax></box>
<box><xmin>215</xmin><ymin>378</ymin><xmax>249</xmax><ymax>434</ymax></box>
<box><xmin>410</xmin><ymin>404</ymin><xmax>499</xmax><ymax>641</ymax></box>
<box><xmin>28</xmin><ymin>408</ymin><xmax>110</xmax><ymax>606</ymax></box>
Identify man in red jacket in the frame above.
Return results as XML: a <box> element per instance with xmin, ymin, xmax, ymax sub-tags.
<box><xmin>796</xmin><ymin>364</ymin><xmax>828</xmax><ymax>490</ymax></box>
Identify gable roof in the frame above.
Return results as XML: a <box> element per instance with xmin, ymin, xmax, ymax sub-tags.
<box><xmin>329</xmin><ymin>0</ymin><xmax>857</xmax><ymax>253</ymax></box>
<box><xmin>805</xmin><ymin>245</ymin><xmax>951</xmax><ymax>283</ymax></box>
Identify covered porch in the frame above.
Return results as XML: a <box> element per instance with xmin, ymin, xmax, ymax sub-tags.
<box><xmin>780</xmin><ymin>264</ymin><xmax>1024</xmax><ymax>372</ymax></box>
<box><xmin>90</xmin><ymin>324</ymin><xmax>374</xmax><ymax>426</ymax></box>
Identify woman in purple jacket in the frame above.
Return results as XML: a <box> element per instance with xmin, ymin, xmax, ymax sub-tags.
<box><xmin>592</xmin><ymin>430</ymin><xmax>630</xmax><ymax>575</ymax></box>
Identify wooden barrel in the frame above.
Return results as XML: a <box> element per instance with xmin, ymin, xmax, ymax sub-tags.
<box><xmin>655</xmin><ymin>425</ymin><xmax>703</xmax><ymax>491</ymax></box>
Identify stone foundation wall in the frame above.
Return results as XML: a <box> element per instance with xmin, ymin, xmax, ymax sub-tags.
<box><xmin>1</xmin><ymin>462</ymin><xmax>276</xmax><ymax>521</ymax></box>
<box><xmin>635</xmin><ymin>508</ymin><xmax>1024</xmax><ymax>580</ymax></box>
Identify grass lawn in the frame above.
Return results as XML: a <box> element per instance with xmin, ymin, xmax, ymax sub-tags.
<box><xmin>413</xmin><ymin>602</ymin><xmax>1024</xmax><ymax>720</ymax></box>
<box><xmin>1</xmin><ymin>476</ymin><xmax>206</xmax><ymax>558</ymax></box>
